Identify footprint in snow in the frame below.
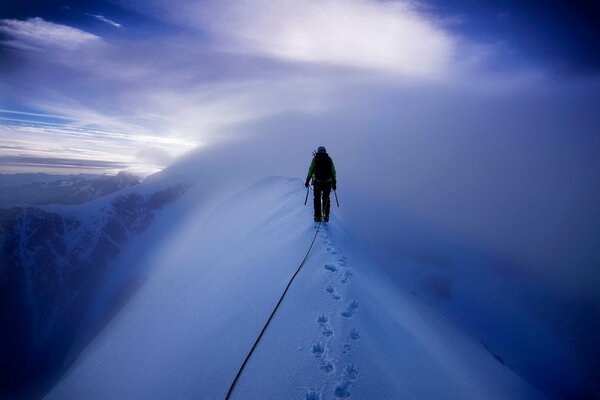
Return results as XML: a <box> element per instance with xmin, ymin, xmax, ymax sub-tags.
<box><xmin>312</xmin><ymin>342</ymin><xmax>325</xmax><ymax>357</ymax></box>
<box><xmin>341</xmin><ymin>301</ymin><xmax>359</xmax><ymax>318</ymax></box>
<box><xmin>306</xmin><ymin>389</ymin><xmax>321</xmax><ymax>400</ymax></box>
<box><xmin>327</xmin><ymin>247</ymin><xmax>338</xmax><ymax>255</ymax></box>
<box><xmin>340</xmin><ymin>270</ymin><xmax>352</xmax><ymax>284</ymax></box>
<box><xmin>321</xmin><ymin>361</ymin><xmax>335</xmax><ymax>373</ymax></box>
<box><xmin>324</xmin><ymin>264</ymin><xmax>338</xmax><ymax>272</ymax></box>
<box><xmin>343</xmin><ymin>328</ymin><xmax>360</xmax><ymax>354</ymax></box>
<box><xmin>311</xmin><ymin>342</ymin><xmax>336</xmax><ymax>375</ymax></box>
<box><xmin>334</xmin><ymin>364</ymin><xmax>360</xmax><ymax>399</ymax></box>
<box><xmin>317</xmin><ymin>314</ymin><xmax>334</xmax><ymax>337</ymax></box>
<box><xmin>334</xmin><ymin>382</ymin><xmax>351</xmax><ymax>399</ymax></box>
<box><xmin>325</xmin><ymin>283</ymin><xmax>342</xmax><ymax>300</ymax></box>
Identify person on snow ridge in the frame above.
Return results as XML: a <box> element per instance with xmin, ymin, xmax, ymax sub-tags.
<box><xmin>305</xmin><ymin>146</ymin><xmax>336</xmax><ymax>222</ymax></box>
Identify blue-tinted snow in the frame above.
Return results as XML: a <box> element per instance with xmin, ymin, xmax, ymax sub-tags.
<box><xmin>45</xmin><ymin>176</ymin><xmax>545</xmax><ymax>399</ymax></box>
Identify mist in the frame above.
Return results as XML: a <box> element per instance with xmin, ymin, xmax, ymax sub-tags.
<box><xmin>161</xmin><ymin>76</ymin><xmax>600</xmax><ymax>395</ymax></box>
<box><xmin>206</xmin><ymin>78</ymin><xmax>600</xmax><ymax>300</ymax></box>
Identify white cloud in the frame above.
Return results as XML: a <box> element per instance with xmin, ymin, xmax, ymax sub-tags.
<box><xmin>0</xmin><ymin>17</ymin><xmax>100</xmax><ymax>51</ymax></box>
<box><xmin>125</xmin><ymin>0</ymin><xmax>458</xmax><ymax>79</ymax></box>
<box><xmin>85</xmin><ymin>14</ymin><xmax>123</xmax><ymax>28</ymax></box>
<box><xmin>213</xmin><ymin>0</ymin><xmax>455</xmax><ymax>78</ymax></box>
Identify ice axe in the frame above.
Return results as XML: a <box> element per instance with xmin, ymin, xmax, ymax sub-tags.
<box><xmin>333</xmin><ymin>189</ymin><xmax>340</xmax><ymax>207</ymax></box>
<box><xmin>304</xmin><ymin>185</ymin><xmax>310</xmax><ymax>205</ymax></box>
<box><xmin>304</xmin><ymin>150</ymin><xmax>317</xmax><ymax>206</ymax></box>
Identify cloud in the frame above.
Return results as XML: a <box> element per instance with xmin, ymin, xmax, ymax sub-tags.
<box><xmin>123</xmin><ymin>0</ymin><xmax>458</xmax><ymax>78</ymax></box>
<box><xmin>135</xmin><ymin>146</ymin><xmax>175</xmax><ymax>166</ymax></box>
<box><xmin>0</xmin><ymin>108</ymin><xmax>73</xmax><ymax>120</ymax></box>
<box><xmin>0</xmin><ymin>17</ymin><xmax>100</xmax><ymax>51</ymax></box>
<box><xmin>85</xmin><ymin>14</ymin><xmax>123</xmax><ymax>28</ymax></box>
<box><xmin>0</xmin><ymin>104</ymin><xmax>198</xmax><ymax>176</ymax></box>
<box><xmin>0</xmin><ymin>1</ymin><xmax>536</xmax><ymax>178</ymax></box>
<box><xmin>210</xmin><ymin>0</ymin><xmax>456</xmax><ymax>78</ymax></box>
<box><xmin>0</xmin><ymin>155</ymin><xmax>129</xmax><ymax>170</ymax></box>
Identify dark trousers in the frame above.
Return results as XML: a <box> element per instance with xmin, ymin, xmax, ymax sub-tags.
<box><xmin>313</xmin><ymin>181</ymin><xmax>331</xmax><ymax>219</ymax></box>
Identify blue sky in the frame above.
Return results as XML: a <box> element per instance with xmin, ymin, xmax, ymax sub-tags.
<box><xmin>427</xmin><ymin>0</ymin><xmax>600</xmax><ymax>73</ymax></box>
<box><xmin>0</xmin><ymin>0</ymin><xmax>598</xmax><ymax>174</ymax></box>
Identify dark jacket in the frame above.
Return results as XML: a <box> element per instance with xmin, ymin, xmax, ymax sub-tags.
<box><xmin>306</xmin><ymin>152</ymin><xmax>336</xmax><ymax>183</ymax></box>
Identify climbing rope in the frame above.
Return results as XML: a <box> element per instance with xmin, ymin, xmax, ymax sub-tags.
<box><xmin>224</xmin><ymin>222</ymin><xmax>322</xmax><ymax>400</ymax></box>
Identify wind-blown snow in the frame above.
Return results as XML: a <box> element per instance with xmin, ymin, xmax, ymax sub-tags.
<box><xmin>45</xmin><ymin>176</ymin><xmax>544</xmax><ymax>399</ymax></box>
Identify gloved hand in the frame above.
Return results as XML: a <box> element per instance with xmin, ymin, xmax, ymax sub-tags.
<box><xmin>332</xmin><ymin>181</ymin><xmax>337</xmax><ymax>191</ymax></box>
<box><xmin>305</xmin><ymin>179</ymin><xmax>310</xmax><ymax>188</ymax></box>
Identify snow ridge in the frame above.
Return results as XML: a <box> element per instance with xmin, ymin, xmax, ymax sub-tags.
<box><xmin>43</xmin><ymin>177</ymin><xmax>546</xmax><ymax>400</ymax></box>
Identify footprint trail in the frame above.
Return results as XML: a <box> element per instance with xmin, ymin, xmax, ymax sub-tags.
<box><xmin>307</xmin><ymin>227</ymin><xmax>362</xmax><ymax>398</ymax></box>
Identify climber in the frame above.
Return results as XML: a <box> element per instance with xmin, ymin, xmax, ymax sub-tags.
<box><xmin>305</xmin><ymin>146</ymin><xmax>337</xmax><ymax>222</ymax></box>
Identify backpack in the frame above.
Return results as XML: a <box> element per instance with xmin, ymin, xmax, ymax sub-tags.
<box><xmin>313</xmin><ymin>152</ymin><xmax>333</xmax><ymax>181</ymax></box>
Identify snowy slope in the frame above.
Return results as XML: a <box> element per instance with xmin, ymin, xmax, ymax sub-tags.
<box><xmin>45</xmin><ymin>176</ymin><xmax>544</xmax><ymax>399</ymax></box>
<box><xmin>0</xmin><ymin>180</ymin><xmax>188</xmax><ymax>398</ymax></box>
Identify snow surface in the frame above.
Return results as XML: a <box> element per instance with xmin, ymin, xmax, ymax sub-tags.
<box><xmin>45</xmin><ymin>176</ymin><xmax>545</xmax><ymax>399</ymax></box>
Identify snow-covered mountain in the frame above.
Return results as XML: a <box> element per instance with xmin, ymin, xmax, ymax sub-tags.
<box><xmin>39</xmin><ymin>175</ymin><xmax>544</xmax><ymax>400</ymax></box>
<box><xmin>0</xmin><ymin>173</ymin><xmax>101</xmax><ymax>188</ymax></box>
<box><xmin>0</xmin><ymin>172</ymin><xmax>141</xmax><ymax>206</ymax></box>
<box><xmin>0</xmin><ymin>181</ymin><xmax>188</xmax><ymax>399</ymax></box>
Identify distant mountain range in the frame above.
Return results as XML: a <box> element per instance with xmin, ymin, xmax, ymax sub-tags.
<box><xmin>0</xmin><ymin>172</ymin><xmax>141</xmax><ymax>206</ymax></box>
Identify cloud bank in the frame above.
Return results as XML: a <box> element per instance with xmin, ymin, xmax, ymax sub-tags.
<box><xmin>0</xmin><ymin>0</ymin><xmax>482</xmax><ymax>174</ymax></box>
